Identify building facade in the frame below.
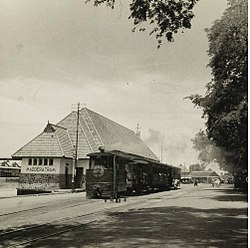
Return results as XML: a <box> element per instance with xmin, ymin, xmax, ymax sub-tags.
<box><xmin>12</xmin><ymin>108</ymin><xmax>158</xmax><ymax>194</ymax></box>
<box><xmin>189</xmin><ymin>170</ymin><xmax>220</xmax><ymax>183</ymax></box>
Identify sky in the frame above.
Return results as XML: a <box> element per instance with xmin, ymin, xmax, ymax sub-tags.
<box><xmin>0</xmin><ymin>0</ymin><xmax>228</xmax><ymax>167</ymax></box>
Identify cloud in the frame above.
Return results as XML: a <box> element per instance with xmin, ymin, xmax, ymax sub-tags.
<box><xmin>144</xmin><ymin>128</ymin><xmax>196</xmax><ymax>165</ymax></box>
<box><xmin>144</xmin><ymin>129</ymin><xmax>165</xmax><ymax>145</ymax></box>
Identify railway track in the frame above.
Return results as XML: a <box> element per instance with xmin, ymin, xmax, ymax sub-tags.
<box><xmin>0</xmin><ymin>187</ymin><xmax>192</xmax><ymax>247</ymax></box>
<box><xmin>0</xmin><ymin>196</ymin><xmax>150</xmax><ymax>248</ymax></box>
<box><xmin>0</xmin><ymin>198</ymin><xmax>97</xmax><ymax>218</ymax></box>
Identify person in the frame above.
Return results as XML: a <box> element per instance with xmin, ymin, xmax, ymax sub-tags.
<box><xmin>212</xmin><ymin>178</ymin><xmax>215</xmax><ymax>187</ymax></box>
<box><xmin>194</xmin><ymin>179</ymin><xmax>198</xmax><ymax>187</ymax></box>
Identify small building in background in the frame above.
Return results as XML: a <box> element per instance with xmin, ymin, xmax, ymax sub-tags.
<box><xmin>12</xmin><ymin>108</ymin><xmax>158</xmax><ymax>194</ymax></box>
<box><xmin>189</xmin><ymin>170</ymin><xmax>220</xmax><ymax>183</ymax></box>
<box><xmin>179</xmin><ymin>164</ymin><xmax>192</xmax><ymax>183</ymax></box>
<box><xmin>0</xmin><ymin>159</ymin><xmax>21</xmax><ymax>177</ymax></box>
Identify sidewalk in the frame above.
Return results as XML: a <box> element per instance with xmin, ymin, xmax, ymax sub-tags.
<box><xmin>0</xmin><ymin>187</ymin><xmax>85</xmax><ymax>199</ymax></box>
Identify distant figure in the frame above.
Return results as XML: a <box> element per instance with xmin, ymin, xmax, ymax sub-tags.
<box><xmin>212</xmin><ymin>178</ymin><xmax>221</xmax><ymax>187</ymax></box>
<box><xmin>212</xmin><ymin>178</ymin><xmax>215</xmax><ymax>187</ymax></box>
<box><xmin>194</xmin><ymin>179</ymin><xmax>198</xmax><ymax>187</ymax></box>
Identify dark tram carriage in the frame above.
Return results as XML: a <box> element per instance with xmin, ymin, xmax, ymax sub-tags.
<box><xmin>86</xmin><ymin>150</ymin><xmax>181</xmax><ymax>199</ymax></box>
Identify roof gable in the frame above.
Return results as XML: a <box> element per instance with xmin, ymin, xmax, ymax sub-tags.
<box><xmin>12</xmin><ymin>123</ymin><xmax>74</xmax><ymax>158</ymax></box>
<box><xmin>189</xmin><ymin>170</ymin><xmax>219</xmax><ymax>177</ymax></box>
<box><xmin>12</xmin><ymin>108</ymin><xmax>158</xmax><ymax>161</ymax></box>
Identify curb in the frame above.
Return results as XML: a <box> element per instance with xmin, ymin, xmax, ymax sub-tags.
<box><xmin>0</xmin><ymin>189</ymin><xmax>85</xmax><ymax>200</ymax></box>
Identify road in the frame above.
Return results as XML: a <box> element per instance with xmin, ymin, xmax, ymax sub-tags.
<box><xmin>0</xmin><ymin>184</ymin><xmax>247</xmax><ymax>248</ymax></box>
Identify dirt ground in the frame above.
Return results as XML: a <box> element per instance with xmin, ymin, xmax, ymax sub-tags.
<box><xmin>22</xmin><ymin>184</ymin><xmax>247</xmax><ymax>248</ymax></box>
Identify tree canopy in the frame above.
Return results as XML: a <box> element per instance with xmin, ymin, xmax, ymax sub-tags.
<box><xmin>189</xmin><ymin>0</ymin><xmax>247</xmax><ymax>181</ymax></box>
<box><xmin>191</xmin><ymin>130</ymin><xmax>235</xmax><ymax>173</ymax></box>
<box><xmin>86</xmin><ymin>0</ymin><xmax>198</xmax><ymax>47</ymax></box>
<box><xmin>189</xmin><ymin>163</ymin><xmax>204</xmax><ymax>172</ymax></box>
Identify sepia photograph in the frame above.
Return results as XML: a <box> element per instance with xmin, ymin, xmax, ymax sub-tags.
<box><xmin>0</xmin><ymin>0</ymin><xmax>247</xmax><ymax>247</ymax></box>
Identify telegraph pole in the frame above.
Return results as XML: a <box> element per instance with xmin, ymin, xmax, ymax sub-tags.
<box><xmin>72</xmin><ymin>102</ymin><xmax>80</xmax><ymax>191</ymax></box>
<box><xmin>160</xmin><ymin>145</ymin><xmax>163</xmax><ymax>163</ymax></box>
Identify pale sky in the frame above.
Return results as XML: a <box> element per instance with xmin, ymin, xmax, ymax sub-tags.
<box><xmin>0</xmin><ymin>0</ymin><xmax>228</xmax><ymax>166</ymax></box>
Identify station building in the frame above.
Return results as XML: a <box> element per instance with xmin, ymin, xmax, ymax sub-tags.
<box><xmin>189</xmin><ymin>170</ymin><xmax>220</xmax><ymax>183</ymax></box>
<box><xmin>12</xmin><ymin>108</ymin><xmax>158</xmax><ymax>194</ymax></box>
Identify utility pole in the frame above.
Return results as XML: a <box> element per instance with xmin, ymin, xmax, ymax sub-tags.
<box><xmin>72</xmin><ymin>102</ymin><xmax>80</xmax><ymax>191</ymax></box>
<box><xmin>160</xmin><ymin>145</ymin><xmax>163</xmax><ymax>163</ymax></box>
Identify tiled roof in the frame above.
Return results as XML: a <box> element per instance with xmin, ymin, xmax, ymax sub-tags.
<box><xmin>12</xmin><ymin>108</ymin><xmax>158</xmax><ymax>161</ymax></box>
<box><xmin>85</xmin><ymin>108</ymin><xmax>158</xmax><ymax>161</ymax></box>
<box><xmin>189</xmin><ymin>170</ymin><xmax>219</xmax><ymax>177</ymax></box>
<box><xmin>12</xmin><ymin>123</ymin><xmax>74</xmax><ymax>158</ymax></box>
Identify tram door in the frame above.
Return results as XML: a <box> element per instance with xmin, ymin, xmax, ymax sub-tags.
<box><xmin>75</xmin><ymin>168</ymin><xmax>83</xmax><ymax>188</ymax></box>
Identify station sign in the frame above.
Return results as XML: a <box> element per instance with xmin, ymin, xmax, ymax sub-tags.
<box><xmin>21</xmin><ymin>164</ymin><xmax>60</xmax><ymax>174</ymax></box>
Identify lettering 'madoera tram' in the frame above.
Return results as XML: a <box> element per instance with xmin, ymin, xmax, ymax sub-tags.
<box><xmin>86</xmin><ymin>150</ymin><xmax>181</xmax><ymax>199</ymax></box>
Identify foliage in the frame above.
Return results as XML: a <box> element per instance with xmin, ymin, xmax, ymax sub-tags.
<box><xmin>191</xmin><ymin>130</ymin><xmax>235</xmax><ymax>173</ymax></box>
<box><xmin>189</xmin><ymin>0</ymin><xmax>248</xmax><ymax>176</ymax></box>
<box><xmin>189</xmin><ymin>163</ymin><xmax>203</xmax><ymax>172</ymax></box>
<box><xmin>86</xmin><ymin>0</ymin><xmax>198</xmax><ymax>47</ymax></box>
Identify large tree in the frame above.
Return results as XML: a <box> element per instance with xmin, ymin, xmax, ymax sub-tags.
<box><xmin>189</xmin><ymin>0</ymin><xmax>247</xmax><ymax>187</ymax></box>
<box><xmin>86</xmin><ymin>0</ymin><xmax>198</xmax><ymax>47</ymax></box>
<box><xmin>191</xmin><ymin>130</ymin><xmax>235</xmax><ymax>173</ymax></box>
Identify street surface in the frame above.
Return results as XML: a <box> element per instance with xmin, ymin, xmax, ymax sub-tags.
<box><xmin>0</xmin><ymin>184</ymin><xmax>247</xmax><ymax>248</ymax></box>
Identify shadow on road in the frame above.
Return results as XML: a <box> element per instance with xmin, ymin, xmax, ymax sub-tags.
<box><xmin>2</xmin><ymin>204</ymin><xmax>247</xmax><ymax>248</ymax></box>
<box><xmin>204</xmin><ymin>187</ymin><xmax>248</xmax><ymax>202</ymax></box>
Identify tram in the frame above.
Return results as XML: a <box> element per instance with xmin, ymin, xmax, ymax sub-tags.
<box><xmin>85</xmin><ymin>150</ymin><xmax>181</xmax><ymax>199</ymax></box>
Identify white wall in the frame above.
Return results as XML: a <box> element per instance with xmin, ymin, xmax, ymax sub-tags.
<box><xmin>21</xmin><ymin>158</ymin><xmax>61</xmax><ymax>174</ymax></box>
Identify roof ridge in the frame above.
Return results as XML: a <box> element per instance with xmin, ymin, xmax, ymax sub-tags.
<box><xmin>78</xmin><ymin>117</ymin><xmax>94</xmax><ymax>153</ymax></box>
<box><xmin>56</xmin><ymin>111</ymin><xmax>74</xmax><ymax>126</ymax></box>
<box><xmin>84</xmin><ymin>108</ymin><xmax>136</xmax><ymax>136</ymax></box>
<box><xmin>83</xmin><ymin>108</ymin><xmax>104</xmax><ymax>147</ymax></box>
<box><xmin>51</xmin><ymin>123</ymin><xmax>67</xmax><ymax>130</ymax></box>
<box><xmin>66</xmin><ymin>129</ymin><xmax>75</xmax><ymax>157</ymax></box>
<box><xmin>54</xmin><ymin>131</ymin><xmax>65</xmax><ymax>157</ymax></box>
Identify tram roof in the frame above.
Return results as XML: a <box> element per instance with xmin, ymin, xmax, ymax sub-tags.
<box><xmin>88</xmin><ymin>150</ymin><xmax>180</xmax><ymax>170</ymax></box>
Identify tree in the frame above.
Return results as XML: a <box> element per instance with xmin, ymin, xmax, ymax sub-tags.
<box><xmin>189</xmin><ymin>163</ymin><xmax>203</xmax><ymax>172</ymax></box>
<box><xmin>189</xmin><ymin>0</ymin><xmax>247</xmax><ymax>189</ymax></box>
<box><xmin>86</xmin><ymin>0</ymin><xmax>198</xmax><ymax>47</ymax></box>
<box><xmin>191</xmin><ymin>130</ymin><xmax>235</xmax><ymax>173</ymax></box>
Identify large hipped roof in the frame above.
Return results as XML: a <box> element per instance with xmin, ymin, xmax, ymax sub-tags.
<box><xmin>12</xmin><ymin>108</ymin><xmax>159</xmax><ymax>161</ymax></box>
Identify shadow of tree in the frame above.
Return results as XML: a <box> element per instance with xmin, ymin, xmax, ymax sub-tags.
<box><xmin>203</xmin><ymin>187</ymin><xmax>248</xmax><ymax>202</ymax></box>
<box><xmin>1</xmin><ymin>205</ymin><xmax>247</xmax><ymax>248</ymax></box>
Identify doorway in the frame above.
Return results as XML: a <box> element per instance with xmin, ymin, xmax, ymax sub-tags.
<box><xmin>65</xmin><ymin>166</ymin><xmax>69</xmax><ymax>188</ymax></box>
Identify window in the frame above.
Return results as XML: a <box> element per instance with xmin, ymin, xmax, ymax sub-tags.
<box><xmin>44</xmin><ymin>158</ymin><xmax>48</xmax><ymax>166</ymax></box>
<box><xmin>39</xmin><ymin>158</ymin><xmax>43</xmax><ymax>165</ymax></box>
<box><xmin>28</xmin><ymin>158</ymin><xmax>32</xmax><ymax>165</ymax></box>
<box><xmin>33</xmin><ymin>158</ymin><xmax>37</xmax><ymax>165</ymax></box>
<box><xmin>49</xmin><ymin>159</ymin><xmax>53</xmax><ymax>166</ymax></box>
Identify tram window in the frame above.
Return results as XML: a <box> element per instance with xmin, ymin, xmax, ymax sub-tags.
<box><xmin>44</xmin><ymin>158</ymin><xmax>48</xmax><ymax>166</ymax></box>
<box><xmin>39</xmin><ymin>158</ymin><xmax>43</xmax><ymax>165</ymax></box>
<box><xmin>93</xmin><ymin>156</ymin><xmax>112</xmax><ymax>168</ymax></box>
<box><xmin>28</xmin><ymin>158</ymin><xmax>32</xmax><ymax>165</ymax></box>
<box><xmin>95</xmin><ymin>157</ymin><xmax>101</xmax><ymax>165</ymax></box>
<box><xmin>33</xmin><ymin>158</ymin><xmax>37</xmax><ymax>165</ymax></box>
<box><xmin>49</xmin><ymin>159</ymin><xmax>53</xmax><ymax>166</ymax></box>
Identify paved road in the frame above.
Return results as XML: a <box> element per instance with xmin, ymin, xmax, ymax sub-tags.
<box><xmin>0</xmin><ymin>184</ymin><xmax>247</xmax><ymax>248</ymax></box>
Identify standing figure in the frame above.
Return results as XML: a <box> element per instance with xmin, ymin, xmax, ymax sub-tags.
<box><xmin>194</xmin><ymin>179</ymin><xmax>198</xmax><ymax>187</ymax></box>
<box><xmin>212</xmin><ymin>178</ymin><xmax>215</xmax><ymax>187</ymax></box>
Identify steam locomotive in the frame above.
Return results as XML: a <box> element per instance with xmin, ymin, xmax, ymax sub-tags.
<box><xmin>86</xmin><ymin>150</ymin><xmax>181</xmax><ymax>199</ymax></box>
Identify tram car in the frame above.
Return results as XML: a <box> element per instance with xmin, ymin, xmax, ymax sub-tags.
<box><xmin>86</xmin><ymin>150</ymin><xmax>181</xmax><ymax>199</ymax></box>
